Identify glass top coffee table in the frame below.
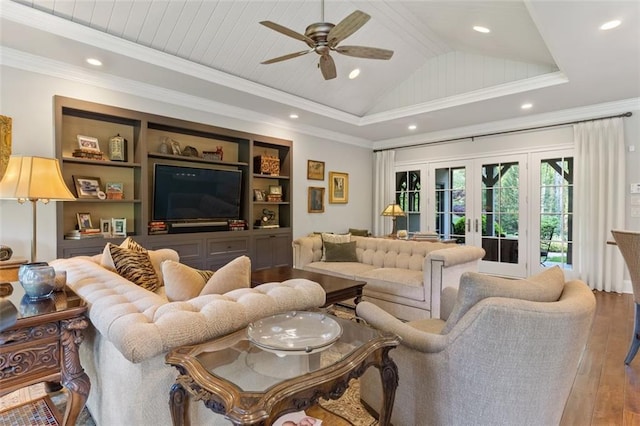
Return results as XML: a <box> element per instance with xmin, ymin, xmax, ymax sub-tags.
<box><xmin>166</xmin><ymin>311</ymin><xmax>399</xmax><ymax>425</ymax></box>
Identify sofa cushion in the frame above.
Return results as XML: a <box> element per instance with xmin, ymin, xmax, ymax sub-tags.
<box><xmin>161</xmin><ymin>261</ymin><xmax>214</xmax><ymax>302</ymax></box>
<box><xmin>200</xmin><ymin>255</ymin><xmax>251</xmax><ymax>296</ymax></box>
<box><xmin>324</xmin><ymin>241</ymin><xmax>358</xmax><ymax>262</ymax></box>
<box><xmin>441</xmin><ymin>266</ymin><xmax>565</xmax><ymax>334</ymax></box>
<box><xmin>358</xmin><ymin>268</ymin><xmax>425</xmax><ymax>301</ymax></box>
<box><xmin>304</xmin><ymin>261</ymin><xmax>376</xmax><ymax>279</ymax></box>
<box><xmin>106</xmin><ymin>243</ymin><xmax>160</xmax><ymax>292</ymax></box>
<box><xmin>321</xmin><ymin>232</ymin><xmax>351</xmax><ymax>260</ymax></box>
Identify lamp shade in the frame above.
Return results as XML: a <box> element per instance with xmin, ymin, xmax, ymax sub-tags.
<box><xmin>381</xmin><ymin>203</ymin><xmax>405</xmax><ymax>217</ymax></box>
<box><xmin>0</xmin><ymin>156</ymin><xmax>75</xmax><ymax>201</ymax></box>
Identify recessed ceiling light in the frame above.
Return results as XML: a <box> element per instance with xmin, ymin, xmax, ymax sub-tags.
<box><xmin>521</xmin><ymin>103</ymin><xmax>533</xmax><ymax>110</ymax></box>
<box><xmin>349</xmin><ymin>68</ymin><xmax>360</xmax><ymax>79</ymax></box>
<box><xmin>473</xmin><ymin>26</ymin><xmax>490</xmax><ymax>34</ymax></box>
<box><xmin>289</xmin><ymin>113</ymin><xmax>298</xmax><ymax>119</ymax></box>
<box><xmin>408</xmin><ymin>124</ymin><xmax>417</xmax><ymax>130</ymax></box>
<box><xmin>600</xmin><ymin>20</ymin><xmax>621</xmax><ymax>30</ymax></box>
<box><xmin>86</xmin><ymin>58</ymin><xmax>102</xmax><ymax>66</ymax></box>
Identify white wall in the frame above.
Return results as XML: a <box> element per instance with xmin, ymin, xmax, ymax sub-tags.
<box><xmin>0</xmin><ymin>65</ymin><xmax>373</xmax><ymax>261</ymax></box>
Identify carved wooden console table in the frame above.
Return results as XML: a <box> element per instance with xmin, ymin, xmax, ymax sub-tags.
<box><xmin>0</xmin><ymin>283</ymin><xmax>90</xmax><ymax>426</ymax></box>
<box><xmin>166</xmin><ymin>313</ymin><xmax>399</xmax><ymax>425</ymax></box>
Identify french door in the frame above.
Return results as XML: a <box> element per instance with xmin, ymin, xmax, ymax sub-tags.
<box><xmin>429</xmin><ymin>154</ymin><xmax>528</xmax><ymax>277</ymax></box>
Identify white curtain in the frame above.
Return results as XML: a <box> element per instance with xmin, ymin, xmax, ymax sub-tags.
<box><xmin>574</xmin><ymin>118</ymin><xmax>626</xmax><ymax>292</ymax></box>
<box><xmin>373</xmin><ymin>150</ymin><xmax>395</xmax><ymax>236</ymax></box>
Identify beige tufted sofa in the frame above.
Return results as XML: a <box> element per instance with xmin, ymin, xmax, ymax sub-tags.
<box><xmin>50</xmin><ymin>254</ymin><xmax>326</xmax><ymax>426</ymax></box>
<box><xmin>292</xmin><ymin>235</ymin><xmax>485</xmax><ymax>321</ymax></box>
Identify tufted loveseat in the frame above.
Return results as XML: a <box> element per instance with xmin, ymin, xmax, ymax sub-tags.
<box><xmin>292</xmin><ymin>234</ymin><xmax>485</xmax><ymax>321</ymax></box>
<box><xmin>50</xmin><ymin>253</ymin><xmax>325</xmax><ymax>426</ymax></box>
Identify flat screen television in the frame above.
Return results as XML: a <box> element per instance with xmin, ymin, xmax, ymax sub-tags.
<box><xmin>152</xmin><ymin>164</ymin><xmax>242</xmax><ymax>225</ymax></box>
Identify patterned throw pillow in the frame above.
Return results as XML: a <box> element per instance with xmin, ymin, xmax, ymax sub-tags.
<box><xmin>107</xmin><ymin>243</ymin><xmax>160</xmax><ymax>292</ymax></box>
<box><xmin>161</xmin><ymin>260</ymin><xmax>214</xmax><ymax>302</ymax></box>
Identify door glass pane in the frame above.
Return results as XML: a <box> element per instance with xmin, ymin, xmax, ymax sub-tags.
<box><xmin>395</xmin><ymin>170</ymin><xmax>420</xmax><ymax>233</ymax></box>
<box><xmin>481</xmin><ymin>161</ymin><xmax>519</xmax><ymax>264</ymax></box>
<box><xmin>435</xmin><ymin>166</ymin><xmax>466</xmax><ymax>243</ymax></box>
<box><xmin>540</xmin><ymin>157</ymin><xmax>573</xmax><ymax>269</ymax></box>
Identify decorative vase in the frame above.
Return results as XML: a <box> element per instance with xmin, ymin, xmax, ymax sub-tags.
<box><xmin>18</xmin><ymin>262</ymin><xmax>55</xmax><ymax>299</ymax></box>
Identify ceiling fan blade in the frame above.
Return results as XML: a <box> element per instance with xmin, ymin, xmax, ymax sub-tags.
<box><xmin>335</xmin><ymin>45</ymin><xmax>394</xmax><ymax>60</ymax></box>
<box><xmin>327</xmin><ymin>10</ymin><xmax>370</xmax><ymax>46</ymax></box>
<box><xmin>319</xmin><ymin>55</ymin><xmax>337</xmax><ymax>80</ymax></box>
<box><xmin>261</xmin><ymin>49</ymin><xmax>312</xmax><ymax>64</ymax></box>
<box><xmin>260</xmin><ymin>21</ymin><xmax>315</xmax><ymax>47</ymax></box>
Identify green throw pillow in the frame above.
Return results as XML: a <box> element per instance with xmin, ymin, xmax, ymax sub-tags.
<box><xmin>348</xmin><ymin>228</ymin><xmax>370</xmax><ymax>237</ymax></box>
<box><xmin>324</xmin><ymin>241</ymin><xmax>358</xmax><ymax>262</ymax></box>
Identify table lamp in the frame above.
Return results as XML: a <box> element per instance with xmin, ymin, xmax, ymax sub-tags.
<box><xmin>381</xmin><ymin>203</ymin><xmax>405</xmax><ymax>236</ymax></box>
<box><xmin>0</xmin><ymin>156</ymin><xmax>75</xmax><ymax>262</ymax></box>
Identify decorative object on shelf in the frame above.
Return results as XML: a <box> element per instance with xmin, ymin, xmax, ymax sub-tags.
<box><xmin>254</xmin><ymin>154</ymin><xmax>280</xmax><ymax>175</ymax></box>
<box><xmin>73</xmin><ymin>175</ymin><xmax>102</xmax><ymax>198</ymax></box>
<box><xmin>0</xmin><ymin>245</ymin><xmax>12</xmax><ymax>261</ymax></box>
<box><xmin>307</xmin><ymin>159</ymin><xmax>325</xmax><ymax>180</ymax></box>
<box><xmin>308</xmin><ymin>186</ymin><xmax>325</xmax><ymax>213</ymax></box>
<box><xmin>97</xmin><ymin>190</ymin><xmax>107</xmax><ymax>199</ymax></box>
<box><xmin>267</xmin><ymin>185</ymin><xmax>283</xmax><ymax>202</ymax></box>
<box><xmin>77</xmin><ymin>134</ymin><xmax>100</xmax><ymax>153</ymax></box>
<box><xmin>108</xmin><ymin>133</ymin><xmax>127</xmax><ymax>161</ymax></box>
<box><xmin>381</xmin><ymin>203</ymin><xmax>406</xmax><ymax>236</ymax></box>
<box><xmin>106</xmin><ymin>182</ymin><xmax>124</xmax><ymax>200</ymax></box>
<box><xmin>112</xmin><ymin>218</ymin><xmax>127</xmax><ymax>237</ymax></box>
<box><xmin>228</xmin><ymin>219</ymin><xmax>246</xmax><ymax>231</ymax></box>
<box><xmin>255</xmin><ymin>208</ymin><xmax>278</xmax><ymax>228</ymax></box>
<box><xmin>254</xmin><ymin>189</ymin><xmax>265</xmax><ymax>201</ymax></box>
<box><xmin>170</xmin><ymin>138</ymin><xmax>182</xmax><ymax>155</ymax></box>
<box><xmin>100</xmin><ymin>218</ymin><xmax>112</xmax><ymax>236</ymax></box>
<box><xmin>182</xmin><ymin>145</ymin><xmax>199</xmax><ymax>157</ymax></box>
<box><xmin>329</xmin><ymin>171</ymin><xmax>349</xmax><ymax>203</ymax></box>
<box><xmin>0</xmin><ymin>156</ymin><xmax>75</xmax><ymax>262</ymax></box>
<box><xmin>18</xmin><ymin>262</ymin><xmax>55</xmax><ymax>299</ymax></box>
<box><xmin>76</xmin><ymin>212</ymin><xmax>93</xmax><ymax>230</ymax></box>
<box><xmin>0</xmin><ymin>115</ymin><xmax>11</xmax><ymax>181</ymax></box>
<box><xmin>203</xmin><ymin>146</ymin><xmax>224</xmax><ymax>161</ymax></box>
<box><xmin>148</xmin><ymin>221</ymin><xmax>168</xmax><ymax>235</ymax></box>
<box><xmin>72</xmin><ymin>148</ymin><xmax>104</xmax><ymax>160</ymax></box>
<box><xmin>159</xmin><ymin>137</ymin><xmax>170</xmax><ymax>154</ymax></box>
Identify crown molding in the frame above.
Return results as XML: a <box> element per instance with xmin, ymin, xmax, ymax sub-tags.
<box><xmin>0</xmin><ymin>47</ymin><xmax>372</xmax><ymax>148</ymax></box>
<box><xmin>373</xmin><ymin>97</ymin><xmax>640</xmax><ymax>150</ymax></box>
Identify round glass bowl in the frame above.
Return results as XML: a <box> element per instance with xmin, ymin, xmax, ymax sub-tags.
<box><xmin>18</xmin><ymin>262</ymin><xmax>55</xmax><ymax>299</ymax></box>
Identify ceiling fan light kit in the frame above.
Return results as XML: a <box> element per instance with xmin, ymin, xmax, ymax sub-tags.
<box><xmin>260</xmin><ymin>2</ymin><xmax>393</xmax><ymax>80</ymax></box>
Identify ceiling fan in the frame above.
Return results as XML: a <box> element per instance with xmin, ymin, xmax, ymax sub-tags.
<box><xmin>260</xmin><ymin>1</ymin><xmax>394</xmax><ymax>80</ymax></box>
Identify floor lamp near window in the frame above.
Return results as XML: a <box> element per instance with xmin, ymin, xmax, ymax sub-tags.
<box><xmin>0</xmin><ymin>156</ymin><xmax>75</xmax><ymax>262</ymax></box>
<box><xmin>381</xmin><ymin>203</ymin><xmax>405</xmax><ymax>236</ymax></box>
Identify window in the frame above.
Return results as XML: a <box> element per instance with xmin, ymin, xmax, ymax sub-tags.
<box><xmin>395</xmin><ymin>170</ymin><xmax>421</xmax><ymax>232</ymax></box>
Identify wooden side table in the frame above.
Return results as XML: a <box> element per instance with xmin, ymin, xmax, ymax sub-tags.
<box><xmin>0</xmin><ymin>257</ymin><xmax>28</xmax><ymax>282</ymax></box>
<box><xmin>0</xmin><ymin>283</ymin><xmax>90</xmax><ymax>426</ymax></box>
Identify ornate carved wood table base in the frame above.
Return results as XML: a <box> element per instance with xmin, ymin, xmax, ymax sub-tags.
<box><xmin>166</xmin><ymin>313</ymin><xmax>399</xmax><ymax>425</ymax></box>
<box><xmin>0</xmin><ymin>283</ymin><xmax>90</xmax><ymax>426</ymax></box>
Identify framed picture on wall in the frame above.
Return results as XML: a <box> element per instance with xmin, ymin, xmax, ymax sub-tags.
<box><xmin>329</xmin><ymin>171</ymin><xmax>348</xmax><ymax>203</ymax></box>
<box><xmin>308</xmin><ymin>187</ymin><xmax>325</xmax><ymax>213</ymax></box>
<box><xmin>307</xmin><ymin>160</ymin><xmax>325</xmax><ymax>180</ymax></box>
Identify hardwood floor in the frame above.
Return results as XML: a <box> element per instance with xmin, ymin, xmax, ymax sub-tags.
<box><xmin>561</xmin><ymin>291</ymin><xmax>640</xmax><ymax>426</ymax></box>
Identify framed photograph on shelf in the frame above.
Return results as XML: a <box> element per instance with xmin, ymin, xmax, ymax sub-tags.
<box><xmin>100</xmin><ymin>218</ymin><xmax>111</xmax><ymax>236</ymax></box>
<box><xmin>111</xmin><ymin>218</ymin><xmax>127</xmax><ymax>237</ymax></box>
<box><xmin>329</xmin><ymin>171</ymin><xmax>348</xmax><ymax>204</ymax></box>
<box><xmin>254</xmin><ymin>189</ymin><xmax>265</xmax><ymax>201</ymax></box>
<box><xmin>77</xmin><ymin>135</ymin><xmax>100</xmax><ymax>153</ymax></box>
<box><xmin>308</xmin><ymin>187</ymin><xmax>325</xmax><ymax>213</ymax></box>
<box><xmin>269</xmin><ymin>185</ymin><xmax>282</xmax><ymax>195</ymax></box>
<box><xmin>73</xmin><ymin>176</ymin><xmax>102</xmax><ymax>198</ymax></box>
<box><xmin>106</xmin><ymin>182</ymin><xmax>124</xmax><ymax>200</ymax></box>
<box><xmin>307</xmin><ymin>160</ymin><xmax>325</xmax><ymax>180</ymax></box>
<box><xmin>76</xmin><ymin>212</ymin><xmax>93</xmax><ymax>230</ymax></box>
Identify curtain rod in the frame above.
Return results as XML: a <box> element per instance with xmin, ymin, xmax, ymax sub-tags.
<box><xmin>373</xmin><ymin>111</ymin><xmax>633</xmax><ymax>153</ymax></box>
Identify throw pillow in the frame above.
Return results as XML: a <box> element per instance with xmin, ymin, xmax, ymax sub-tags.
<box><xmin>107</xmin><ymin>243</ymin><xmax>160</xmax><ymax>292</ymax></box>
<box><xmin>200</xmin><ymin>255</ymin><xmax>252</xmax><ymax>296</ymax></box>
<box><xmin>321</xmin><ymin>232</ymin><xmax>351</xmax><ymax>261</ymax></box>
<box><xmin>324</xmin><ymin>241</ymin><xmax>358</xmax><ymax>262</ymax></box>
<box><xmin>441</xmin><ymin>266</ymin><xmax>565</xmax><ymax>334</ymax></box>
<box><xmin>162</xmin><ymin>260</ymin><xmax>214</xmax><ymax>302</ymax></box>
<box><xmin>348</xmin><ymin>228</ymin><xmax>370</xmax><ymax>237</ymax></box>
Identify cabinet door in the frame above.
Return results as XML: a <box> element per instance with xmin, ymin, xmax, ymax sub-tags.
<box><xmin>252</xmin><ymin>233</ymin><xmax>292</xmax><ymax>270</ymax></box>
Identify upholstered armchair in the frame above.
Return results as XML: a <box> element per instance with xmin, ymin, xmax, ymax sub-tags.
<box><xmin>356</xmin><ymin>266</ymin><xmax>596</xmax><ymax>426</ymax></box>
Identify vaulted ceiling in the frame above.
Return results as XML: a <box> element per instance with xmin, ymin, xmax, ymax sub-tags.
<box><xmin>1</xmin><ymin>0</ymin><xmax>639</xmax><ymax>148</ymax></box>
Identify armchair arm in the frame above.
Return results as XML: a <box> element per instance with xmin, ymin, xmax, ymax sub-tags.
<box><xmin>440</xmin><ymin>286</ymin><xmax>458</xmax><ymax>321</ymax></box>
<box><xmin>356</xmin><ymin>301</ymin><xmax>448</xmax><ymax>353</ymax></box>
